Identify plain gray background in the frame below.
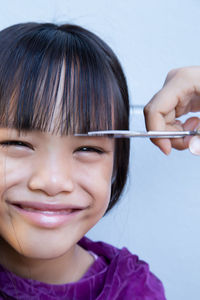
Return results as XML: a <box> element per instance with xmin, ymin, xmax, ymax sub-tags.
<box><xmin>1</xmin><ymin>1</ymin><xmax>200</xmax><ymax>299</ymax></box>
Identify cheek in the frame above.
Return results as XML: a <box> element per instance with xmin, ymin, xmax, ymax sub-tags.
<box><xmin>0</xmin><ymin>158</ymin><xmax>6</xmax><ymax>197</ymax></box>
<box><xmin>0</xmin><ymin>157</ymin><xmax>29</xmax><ymax>239</ymax></box>
<box><xmin>0</xmin><ymin>157</ymin><xmax>30</xmax><ymax>192</ymax></box>
<box><xmin>0</xmin><ymin>157</ymin><xmax>16</xmax><ymax>199</ymax></box>
<box><xmin>76</xmin><ymin>159</ymin><xmax>113</xmax><ymax>211</ymax></box>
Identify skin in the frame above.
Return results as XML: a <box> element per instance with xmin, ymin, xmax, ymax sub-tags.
<box><xmin>0</xmin><ymin>128</ymin><xmax>114</xmax><ymax>284</ymax></box>
<box><xmin>144</xmin><ymin>66</ymin><xmax>200</xmax><ymax>155</ymax></box>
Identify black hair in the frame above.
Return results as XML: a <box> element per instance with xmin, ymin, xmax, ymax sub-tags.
<box><xmin>0</xmin><ymin>22</ymin><xmax>130</xmax><ymax>213</ymax></box>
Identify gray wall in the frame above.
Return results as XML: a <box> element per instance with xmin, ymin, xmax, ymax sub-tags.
<box><xmin>1</xmin><ymin>1</ymin><xmax>200</xmax><ymax>299</ymax></box>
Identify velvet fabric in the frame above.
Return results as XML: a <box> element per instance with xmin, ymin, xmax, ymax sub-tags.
<box><xmin>0</xmin><ymin>236</ymin><xmax>166</xmax><ymax>299</ymax></box>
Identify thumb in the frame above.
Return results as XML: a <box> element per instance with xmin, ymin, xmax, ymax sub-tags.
<box><xmin>182</xmin><ymin>117</ymin><xmax>200</xmax><ymax>151</ymax></box>
<box><xmin>189</xmin><ymin>136</ymin><xmax>200</xmax><ymax>155</ymax></box>
<box><xmin>187</xmin><ymin>118</ymin><xmax>200</xmax><ymax>155</ymax></box>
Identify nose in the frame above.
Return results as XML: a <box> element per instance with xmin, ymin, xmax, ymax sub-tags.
<box><xmin>28</xmin><ymin>156</ymin><xmax>74</xmax><ymax>196</ymax></box>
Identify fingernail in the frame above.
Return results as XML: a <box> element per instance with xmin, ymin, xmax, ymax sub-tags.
<box><xmin>189</xmin><ymin>136</ymin><xmax>200</xmax><ymax>155</ymax></box>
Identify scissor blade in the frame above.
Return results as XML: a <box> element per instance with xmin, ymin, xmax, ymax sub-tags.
<box><xmin>85</xmin><ymin>130</ymin><xmax>200</xmax><ymax>138</ymax></box>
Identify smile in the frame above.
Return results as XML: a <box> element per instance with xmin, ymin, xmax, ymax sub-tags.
<box><xmin>8</xmin><ymin>201</ymin><xmax>85</xmax><ymax>229</ymax></box>
<box><xmin>15</xmin><ymin>205</ymin><xmax>74</xmax><ymax>215</ymax></box>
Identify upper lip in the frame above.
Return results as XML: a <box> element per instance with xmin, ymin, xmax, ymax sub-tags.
<box><xmin>7</xmin><ymin>201</ymin><xmax>87</xmax><ymax>211</ymax></box>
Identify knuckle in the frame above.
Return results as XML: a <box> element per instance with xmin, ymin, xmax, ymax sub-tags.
<box><xmin>166</xmin><ymin>68</ymin><xmax>179</xmax><ymax>79</ymax></box>
<box><xmin>143</xmin><ymin>104</ymin><xmax>149</xmax><ymax>114</ymax></box>
<box><xmin>166</xmin><ymin>67</ymin><xmax>194</xmax><ymax>84</ymax></box>
<box><xmin>143</xmin><ymin>103</ymin><xmax>152</xmax><ymax>116</ymax></box>
<box><xmin>143</xmin><ymin>101</ymin><xmax>156</xmax><ymax>116</ymax></box>
<box><xmin>174</xmin><ymin>67</ymin><xmax>192</xmax><ymax>78</ymax></box>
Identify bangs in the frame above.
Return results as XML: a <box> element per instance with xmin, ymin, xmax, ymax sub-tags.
<box><xmin>0</xmin><ymin>23</ymin><xmax>127</xmax><ymax>135</ymax></box>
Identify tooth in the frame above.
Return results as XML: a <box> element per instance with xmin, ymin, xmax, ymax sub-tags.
<box><xmin>21</xmin><ymin>207</ymin><xmax>73</xmax><ymax>214</ymax></box>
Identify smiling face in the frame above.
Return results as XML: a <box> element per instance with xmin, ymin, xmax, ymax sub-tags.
<box><xmin>0</xmin><ymin>22</ymin><xmax>130</xmax><ymax>283</ymax></box>
<box><xmin>0</xmin><ymin>129</ymin><xmax>114</xmax><ymax>261</ymax></box>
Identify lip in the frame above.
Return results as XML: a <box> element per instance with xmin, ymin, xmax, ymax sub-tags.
<box><xmin>8</xmin><ymin>201</ymin><xmax>86</xmax><ymax>211</ymax></box>
<box><xmin>7</xmin><ymin>201</ymin><xmax>86</xmax><ymax>229</ymax></box>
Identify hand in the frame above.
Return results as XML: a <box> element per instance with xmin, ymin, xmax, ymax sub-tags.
<box><xmin>144</xmin><ymin>66</ymin><xmax>200</xmax><ymax>155</ymax></box>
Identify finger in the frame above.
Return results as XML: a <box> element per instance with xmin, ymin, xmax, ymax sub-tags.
<box><xmin>144</xmin><ymin>100</ymin><xmax>173</xmax><ymax>155</ymax></box>
<box><xmin>148</xmin><ymin>117</ymin><xmax>200</xmax><ymax>154</ymax></box>
<box><xmin>144</xmin><ymin>108</ymin><xmax>184</xmax><ymax>154</ymax></box>
<box><xmin>144</xmin><ymin>87</ymin><xmax>182</xmax><ymax>154</ymax></box>
<box><xmin>144</xmin><ymin>87</ymin><xmax>180</xmax><ymax>121</ymax></box>
<box><xmin>149</xmin><ymin>138</ymin><xmax>171</xmax><ymax>155</ymax></box>
<box><xmin>170</xmin><ymin>117</ymin><xmax>200</xmax><ymax>150</ymax></box>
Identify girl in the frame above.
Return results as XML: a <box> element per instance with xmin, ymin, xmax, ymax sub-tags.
<box><xmin>0</xmin><ymin>22</ymin><xmax>166</xmax><ymax>299</ymax></box>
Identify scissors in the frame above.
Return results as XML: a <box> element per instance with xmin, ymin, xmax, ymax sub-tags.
<box><xmin>77</xmin><ymin>130</ymin><xmax>200</xmax><ymax>138</ymax></box>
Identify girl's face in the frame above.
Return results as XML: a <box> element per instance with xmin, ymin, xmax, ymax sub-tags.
<box><xmin>0</xmin><ymin>128</ymin><xmax>114</xmax><ymax>260</ymax></box>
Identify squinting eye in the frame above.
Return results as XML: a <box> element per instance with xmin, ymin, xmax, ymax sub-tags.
<box><xmin>77</xmin><ymin>146</ymin><xmax>103</xmax><ymax>154</ymax></box>
<box><xmin>0</xmin><ymin>140</ymin><xmax>32</xmax><ymax>149</ymax></box>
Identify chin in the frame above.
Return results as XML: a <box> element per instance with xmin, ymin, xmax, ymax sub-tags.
<box><xmin>15</xmin><ymin>242</ymin><xmax>73</xmax><ymax>260</ymax></box>
<box><xmin>1</xmin><ymin>231</ymin><xmax>76</xmax><ymax>261</ymax></box>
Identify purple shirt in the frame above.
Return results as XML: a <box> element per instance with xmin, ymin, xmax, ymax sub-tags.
<box><xmin>0</xmin><ymin>236</ymin><xmax>166</xmax><ymax>299</ymax></box>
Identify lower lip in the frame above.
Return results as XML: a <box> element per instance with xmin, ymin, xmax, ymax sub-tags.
<box><xmin>11</xmin><ymin>205</ymin><xmax>82</xmax><ymax>228</ymax></box>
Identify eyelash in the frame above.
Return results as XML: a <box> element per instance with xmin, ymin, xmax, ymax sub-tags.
<box><xmin>76</xmin><ymin>146</ymin><xmax>103</xmax><ymax>154</ymax></box>
<box><xmin>0</xmin><ymin>140</ymin><xmax>31</xmax><ymax>148</ymax></box>
<box><xmin>0</xmin><ymin>140</ymin><xmax>104</xmax><ymax>154</ymax></box>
